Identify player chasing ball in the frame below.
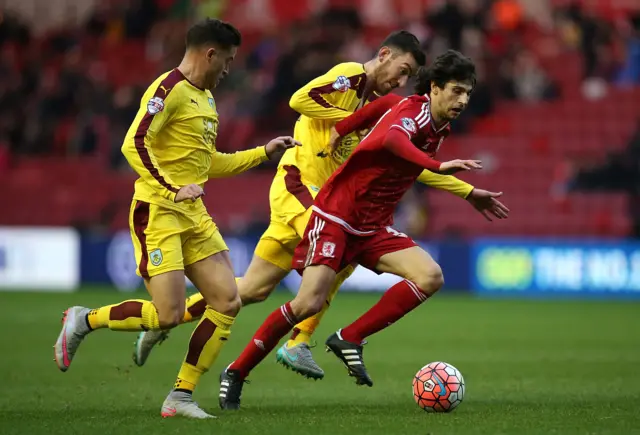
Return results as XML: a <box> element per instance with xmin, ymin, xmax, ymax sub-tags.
<box><xmin>53</xmin><ymin>19</ymin><xmax>299</xmax><ymax>419</ymax></box>
<box><xmin>218</xmin><ymin>50</ymin><xmax>501</xmax><ymax>409</ymax></box>
<box><xmin>133</xmin><ymin>33</ymin><xmax>509</xmax><ymax>381</ymax></box>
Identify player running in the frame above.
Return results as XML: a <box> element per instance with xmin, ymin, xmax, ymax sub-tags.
<box><xmin>52</xmin><ymin>19</ymin><xmax>298</xmax><ymax>419</ymax></box>
<box><xmin>219</xmin><ymin>50</ymin><xmax>498</xmax><ymax>407</ymax></box>
<box><xmin>134</xmin><ymin>32</ymin><xmax>508</xmax><ymax>380</ymax></box>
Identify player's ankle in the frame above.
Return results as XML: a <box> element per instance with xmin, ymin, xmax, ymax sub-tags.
<box><xmin>339</xmin><ymin>329</ymin><xmax>362</xmax><ymax>345</ymax></box>
<box><xmin>291</xmin><ymin>331</ymin><xmax>313</xmax><ymax>346</ymax></box>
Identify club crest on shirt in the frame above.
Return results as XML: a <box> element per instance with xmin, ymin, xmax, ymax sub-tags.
<box><xmin>208</xmin><ymin>97</ymin><xmax>215</xmax><ymax>109</ymax></box>
<box><xmin>321</xmin><ymin>241</ymin><xmax>336</xmax><ymax>258</ymax></box>
<box><xmin>332</xmin><ymin>75</ymin><xmax>351</xmax><ymax>93</ymax></box>
<box><xmin>149</xmin><ymin>249</ymin><xmax>163</xmax><ymax>266</ymax></box>
<box><xmin>147</xmin><ymin>97</ymin><xmax>165</xmax><ymax>115</ymax></box>
<box><xmin>401</xmin><ymin>117</ymin><xmax>417</xmax><ymax>134</ymax></box>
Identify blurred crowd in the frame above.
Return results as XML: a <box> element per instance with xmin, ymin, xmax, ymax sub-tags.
<box><xmin>0</xmin><ymin>0</ymin><xmax>638</xmax><ymax>171</ymax></box>
<box><xmin>570</xmin><ymin>122</ymin><xmax>640</xmax><ymax>237</ymax></box>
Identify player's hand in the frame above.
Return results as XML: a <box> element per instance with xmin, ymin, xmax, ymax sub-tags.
<box><xmin>265</xmin><ymin>136</ymin><xmax>301</xmax><ymax>159</ymax></box>
<box><xmin>466</xmin><ymin>189</ymin><xmax>510</xmax><ymax>221</ymax></box>
<box><xmin>318</xmin><ymin>127</ymin><xmax>341</xmax><ymax>158</ymax></box>
<box><xmin>175</xmin><ymin>184</ymin><xmax>204</xmax><ymax>203</ymax></box>
<box><xmin>355</xmin><ymin>128</ymin><xmax>370</xmax><ymax>140</ymax></box>
<box><xmin>438</xmin><ymin>159</ymin><xmax>482</xmax><ymax>175</ymax></box>
<box><xmin>318</xmin><ymin>127</ymin><xmax>372</xmax><ymax>158</ymax></box>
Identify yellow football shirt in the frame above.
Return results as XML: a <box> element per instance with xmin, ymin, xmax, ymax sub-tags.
<box><xmin>281</xmin><ymin>62</ymin><xmax>474</xmax><ymax>198</ymax></box>
<box><xmin>121</xmin><ymin>69</ymin><xmax>268</xmax><ymax>215</ymax></box>
<box><xmin>280</xmin><ymin>62</ymin><xmax>370</xmax><ymax>189</ymax></box>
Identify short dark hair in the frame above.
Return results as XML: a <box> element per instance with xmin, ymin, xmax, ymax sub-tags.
<box><xmin>186</xmin><ymin>18</ymin><xmax>242</xmax><ymax>50</ymax></box>
<box><xmin>379</xmin><ymin>30</ymin><xmax>426</xmax><ymax>67</ymax></box>
<box><xmin>415</xmin><ymin>50</ymin><xmax>476</xmax><ymax>95</ymax></box>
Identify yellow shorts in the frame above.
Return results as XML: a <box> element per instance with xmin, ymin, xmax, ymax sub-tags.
<box><xmin>129</xmin><ymin>200</ymin><xmax>228</xmax><ymax>278</ymax></box>
<box><xmin>255</xmin><ymin>165</ymin><xmax>317</xmax><ymax>270</ymax></box>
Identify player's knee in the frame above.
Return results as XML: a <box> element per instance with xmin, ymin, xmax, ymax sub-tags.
<box><xmin>157</xmin><ymin>308</ymin><xmax>182</xmax><ymax>329</ymax></box>
<box><xmin>239</xmin><ymin>282</ymin><xmax>276</xmax><ymax>305</ymax></box>
<box><xmin>291</xmin><ymin>294</ymin><xmax>324</xmax><ymax>319</ymax></box>
<box><xmin>412</xmin><ymin>264</ymin><xmax>444</xmax><ymax>296</ymax></box>
<box><xmin>216</xmin><ymin>293</ymin><xmax>242</xmax><ymax>317</ymax></box>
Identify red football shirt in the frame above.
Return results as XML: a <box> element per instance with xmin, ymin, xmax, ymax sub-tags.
<box><xmin>314</xmin><ymin>94</ymin><xmax>451</xmax><ymax>233</ymax></box>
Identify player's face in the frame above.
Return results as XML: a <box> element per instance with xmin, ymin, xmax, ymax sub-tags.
<box><xmin>205</xmin><ymin>46</ymin><xmax>238</xmax><ymax>89</ymax></box>
<box><xmin>375</xmin><ymin>49</ymin><xmax>418</xmax><ymax>95</ymax></box>
<box><xmin>431</xmin><ymin>80</ymin><xmax>473</xmax><ymax>121</ymax></box>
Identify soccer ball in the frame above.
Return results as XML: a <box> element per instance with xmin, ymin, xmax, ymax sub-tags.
<box><xmin>412</xmin><ymin>361</ymin><xmax>465</xmax><ymax>412</ymax></box>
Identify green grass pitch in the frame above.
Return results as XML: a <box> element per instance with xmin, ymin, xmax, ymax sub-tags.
<box><xmin>0</xmin><ymin>289</ymin><xmax>639</xmax><ymax>435</ymax></box>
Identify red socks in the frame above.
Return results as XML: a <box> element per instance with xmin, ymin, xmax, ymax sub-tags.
<box><xmin>229</xmin><ymin>302</ymin><xmax>297</xmax><ymax>379</ymax></box>
<box><xmin>341</xmin><ymin>280</ymin><xmax>428</xmax><ymax>344</ymax></box>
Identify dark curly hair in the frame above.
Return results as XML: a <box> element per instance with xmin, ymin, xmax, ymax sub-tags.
<box><xmin>415</xmin><ymin>50</ymin><xmax>476</xmax><ymax>95</ymax></box>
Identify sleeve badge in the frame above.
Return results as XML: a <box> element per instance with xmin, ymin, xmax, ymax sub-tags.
<box><xmin>147</xmin><ymin>96</ymin><xmax>165</xmax><ymax>115</ymax></box>
<box><xmin>401</xmin><ymin>117</ymin><xmax>417</xmax><ymax>134</ymax></box>
<box><xmin>332</xmin><ymin>75</ymin><xmax>351</xmax><ymax>93</ymax></box>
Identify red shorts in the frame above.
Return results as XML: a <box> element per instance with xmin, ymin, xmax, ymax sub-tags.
<box><xmin>292</xmin><ymin>211</ymin><xmax>418</xmax><ymax>274</ymax></box>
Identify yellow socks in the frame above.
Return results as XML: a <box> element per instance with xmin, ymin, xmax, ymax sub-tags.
<box><xmin>87</xmin><ymin>299</ymin><xmax>160</xmax><ymax>331</ymax></box>
<box><xmin>182</xmin><ymin>293</ymin><xmax>206</xmax><ymax>323</ymax></box>
<box><xmin>174</xmin><ymin>307</ymin><xmax>234</xmax><ymax>393</ymax></box>
<box><xmin>181</xmin><ymin>278</ymin><xmax>241</xmax><ymax>323</ymax></box>
<box><xmin>287</xmin><ymin>265</ymin><xmax>354</xmax><ymax>346</ymax></box>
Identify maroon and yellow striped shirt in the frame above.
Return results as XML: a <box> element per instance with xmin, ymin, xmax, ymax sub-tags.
<box><xmin>121</xmin><ymin>69</ymin><xmax>268</xmax><ymax>214</ymax></box>
<box><xmin>281</xmin><ymin>62</ymin><xmax>371</xmax><ymax>191</ymax></box>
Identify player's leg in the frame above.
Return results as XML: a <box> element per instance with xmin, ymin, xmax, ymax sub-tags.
<box><xmin>132</xmin><ymin>279</ymin><xmax>191</xmax><ymax>367</ymax></box>
<box><xmin>327</xmin><ymin>237</ymin><xmax>442</xmax><ymax>387</ymax></box>
<box><xmin>182</xmin><ymin>291</ymin><xmax>207</xmax><ymax>322</ymax></box>
<box><xmin>220</xmin><ymin>265</ymin><xmax>336</xmax><ymax>410</ymax></box>
<box><xmin>219</xmin><ymin>215</ymin><xmax>344</xmax><ymax>409</ymax></box>
<box><xmin>161</xmin><ymin>217</ymin><xmax>238</xmax><ymax>419</ymax></box>
<box><xmin>54</xmin><ymin>201</ymin><xmax>186</xmax><ymax>372</ymax></box>
<box><xmin>239</xmin><ymin>252</ymin><xmax>290</xmax><ymax>305</ymax></box>
<box><xmin>178</xmin><ymin>221</ymin><xmax>294</xmax><ymax>313</ymax></box>
<box><xmin>286</xmin><ymin>264</ymin><xmax>354</xmax><ymax>347</ymax></box>
<box><xmin>166</xmin><ymin>229</ymin><xmax>292</xmax><ymax>315</ymax></box>
<box><xmin>133</xmin><ymin>222</ymin><xmax>293</xmax><ymax>367</ymax></box>
<box><xmin>169</xmin><ymin>249</ymin><xmax>287</xmax><ymax>323</ymax></box>
<box><xmin>276</xmin><ymin>263</ymin><xmax>353</xmax><ymax>380</ymax></box>
<box><xmin>269</xmin><ymin>207</ymin><xmax>331</xmax><ymax>378</ymax></box>
<box><xmin>283</xmin><ymin>207</ymin><xmax>341</xmax><ymax>344</ymax></box>
<box><xmin>341</xmin><ymin>246</ymin><xmax>442</xmax><ymax>343</ymax></box>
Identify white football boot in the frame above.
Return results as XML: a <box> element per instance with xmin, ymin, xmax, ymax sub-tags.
<box><xmin>53</xmin><ymin>306</ymin><xmax>91</xmax><ymax>372</ymax></box>
<box><xmin>161</xmin><ymin>391</ymin><xmax>216</xmax><ymax>419</ymax></box>
<box><xmin>133</xmin><ymin>330</ymin><xmax>170</xmax><ymax>366</ymax></box>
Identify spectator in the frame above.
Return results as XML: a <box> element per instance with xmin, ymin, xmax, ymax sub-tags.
<box><xmin>506</xmin><ymin>50</ymin><xmax>559</xmax><ymax>102</ymax></box>
<box><xmin>617</xmin><ymin>13</ymin><xmax>640</xmax><ymax>85</ymax></box>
